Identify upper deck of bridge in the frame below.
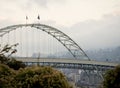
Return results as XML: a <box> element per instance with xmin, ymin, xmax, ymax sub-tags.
<box><xmin>15</xmin><ymin>57</ymin><xmax>119</xmax><ymax>67</ymax></box>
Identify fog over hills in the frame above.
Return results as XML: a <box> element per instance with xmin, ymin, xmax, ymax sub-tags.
<box><xmin>62</xmin><ymin>14</ymin><xmax>120</xmax><ymax>50</ymax></box>
<box><xmin>32</xmin><ymin>46</ymin><xmax>120</xmax><ymax>63</ymax></box>
<box><xmin>0</xmin><ymin>0</ymin><xmax>120</xmax><ymax>62</ymax></box>
<box><xmin>86</xmin><ymin>46</ymin><xmax>120</xmax><ymax>62</ymax></box>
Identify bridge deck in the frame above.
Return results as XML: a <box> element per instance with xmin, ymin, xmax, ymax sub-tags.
<box><xmin>15</xmin><ymin>57</ymin><xmax>118</xmax><ymax>67</ymax></box>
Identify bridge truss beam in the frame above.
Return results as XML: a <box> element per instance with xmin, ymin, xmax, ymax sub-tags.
<box><xmin>0</xmin><ymin>23</ymin><xmax>89</xmax><ymax>60</ymax></box>
<box><xmin>24</xmin><ymin>62</ymin><xmax>114</xmax><ymax>71</ymax></box>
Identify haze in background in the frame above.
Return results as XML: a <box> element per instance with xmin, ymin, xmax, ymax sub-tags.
<box><xmin>0</xmin><ymin>0</ymin><xmax>120</xmax><ymax>50</ymax></box>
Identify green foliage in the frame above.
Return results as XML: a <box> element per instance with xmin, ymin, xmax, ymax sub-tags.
<box><xmin>103</xmin><ymin>65</ymin><xmax>120</xmax><ymax>88</ymax></box>
<box><xmin>7</xmin><ymin>58</ymin><xmax>26</xmax><ymax>70</ymax></box>
<box><xmin>0</xmin><ymin>44</ymin><xmax>72</xmax><ymax>88</ymax></box>
<box><xmin>0</xmin><ymin>44</ymin><xmax>26</xmax><ymax>70</ymax></box>
<box><xmin>0</xmin><ymin>64</ymin><xmax>72</xmax><ymax>88</ymax></box>
<box><xmin>12</xmin><ymin>66</ymin><xmax>72</xmax><ymax>88</ymax></box>
<box><xmin>0</xmin><ymin>64</ymin><xmax>15</xmax><ymax>88</ymax></box>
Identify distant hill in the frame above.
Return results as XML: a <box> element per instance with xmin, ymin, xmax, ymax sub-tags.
<box><xmin>32</xmin><ymin>46</ymin><xmax>120</xmax><ymax>63</ymax></box>
<box><xmin>86</xmin><ymin>46</ymin><xmax>120</xmax><ymax>62</ymax></box>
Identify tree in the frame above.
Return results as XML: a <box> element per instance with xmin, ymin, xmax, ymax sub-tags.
<box><xmin>0</xmin><ymin>44</ymin><xmax>72</xmax><ymax>88</ymax></box>
<box><xmin>0</xmin><ymin>63</ymin><xmax>15</xmax><ymax>88</ymax></box>
<box><xmin>12</xmin><ymin>66</ymin><xmax>73</xmax><ymax>88</ymax></box>
<box><xmin>103</xmin><ymin>65</ymin><xmax>120</xmax><ymax>88</ymax></box>
<box><xmin>7</xmin><ymin>58</ymin><xmax>26</xmax><ymax>70</ymax></box>
<box><xmin>0</xmin><ymin>44</ymin><xmax>26</xmax><ymax>70</ymax></box>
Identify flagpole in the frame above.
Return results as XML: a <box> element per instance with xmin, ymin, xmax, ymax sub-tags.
<box><xmin>26</xmin><ymin>16</ymin><xmax>28</xmax><ymax>25</ymax></box>
<box><xmin>37</xmin><ymin>14</ymin><xmax>40</xmax><ymax>23</ymax></box>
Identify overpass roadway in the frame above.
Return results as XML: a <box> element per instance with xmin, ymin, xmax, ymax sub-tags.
<box><xmin>15</xmin><ymin>57</ymin><xmax>119</xmax><ymax>71</ymax></box>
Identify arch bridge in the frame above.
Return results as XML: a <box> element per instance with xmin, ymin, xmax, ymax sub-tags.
<box><xmin>0</xmin><ymin>23</ymin><xmax>119</xmax><ymax>87</ymax></box>
<box><xmin>0</xmin><ymin>23</ymin><xmax>118</xmax><ymax>71</ymax></box>
<box><xmin>0</xmin><ymin>23</ymin><xmax>89</xmax><ymax>60</ymax></box>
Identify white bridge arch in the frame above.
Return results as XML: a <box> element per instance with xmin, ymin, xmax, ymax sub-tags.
<box><xmin>0</xmin><ymin>23</ymin><xmax>89</xmax><ymax>60</ymax></box>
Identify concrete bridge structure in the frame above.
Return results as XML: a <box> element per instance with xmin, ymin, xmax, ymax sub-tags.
<box><xmin>15</xmin><ymin>57</ymin><xmax>118</xmax><ymax>71</ymax></box>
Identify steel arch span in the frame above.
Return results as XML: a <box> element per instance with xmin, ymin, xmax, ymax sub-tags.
<box><xmin>0</xmin><ymin>23</ymin><xmax>90</xmax><ymax>60</ymax></box>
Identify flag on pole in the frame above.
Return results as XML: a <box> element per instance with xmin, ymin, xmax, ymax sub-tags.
<box><xmin>26</xmin><ymin>16</ymin><xmax>28</xmax><ymax>20</ymax></box>
<box><xmin>37</xmin><ymin>15</ymin><xmax>40</xmax><ymax>20</ymax></box>
<box><xmin>25</xmin><ymin>16</ymin><xmax>28</xmax><ymax>25</ymax></box>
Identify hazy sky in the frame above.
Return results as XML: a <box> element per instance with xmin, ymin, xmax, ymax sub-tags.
<box><xmin>0</xmin><ymin>0</ymin><xmax>120</xmax><ymax>50</ymax></box>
